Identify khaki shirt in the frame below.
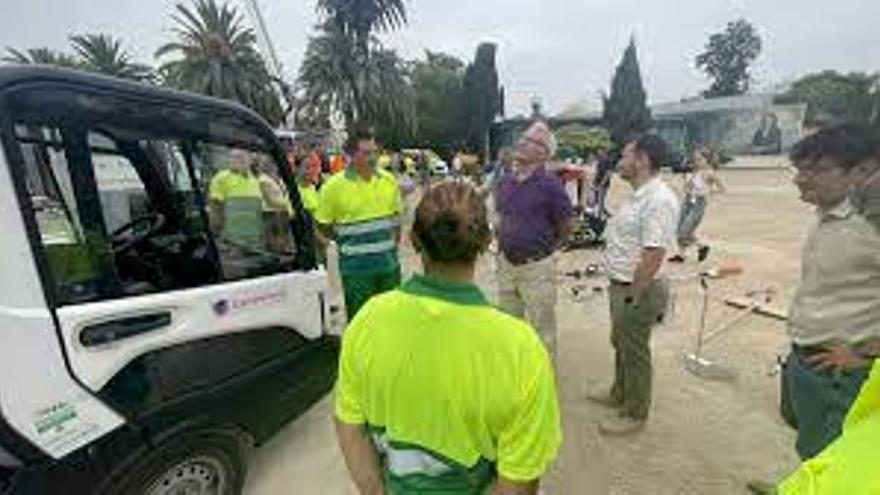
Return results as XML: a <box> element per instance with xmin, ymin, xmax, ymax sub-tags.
<box><xmin>788</xmin><ymin>199</ymin><xmax>880</xmax><ymax>345</ymax></box>
<box><xmin>604</xmin><ymin>176</ymin><xmax>680</xmax><ymax>283</ymax></box>
<box><xmin>853</xmin><ymin>182</ymin><xmax>880</xmax><ymax>233</ymax></box>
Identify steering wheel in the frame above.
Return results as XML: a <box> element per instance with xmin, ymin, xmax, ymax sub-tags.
<box><xmin>111</xmin><ymin>213</ymin><xmax>166</xmax><ymax>254</ymax></box>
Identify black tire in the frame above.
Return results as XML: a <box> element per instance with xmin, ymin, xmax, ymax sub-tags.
<box><xmin>98</xmin><ymin>427</ymin><xmax>250</xmax><ymax>495</ymax></box>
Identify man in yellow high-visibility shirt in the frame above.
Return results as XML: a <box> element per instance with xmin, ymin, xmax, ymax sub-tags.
<box><xmin>315</xmin><ymin>130</ymin><xmax>403</xmax><ymax>320</ymax></box>
<box><xmin>208</xmin><ymin>148</ymin><xmax>264</xmax><ymax>250</ymax></box>
<box><xmin>377</xmin><ymin>150</ymin><xmax>393</xmax><ymax>171</ymax></box>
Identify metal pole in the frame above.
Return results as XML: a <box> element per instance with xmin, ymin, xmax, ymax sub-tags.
<box><xmin>242</xmin><ymin>0</ymin><xmax>295</xmax><ymax>128</ymax></box>
<box><xmin>695</xmin><ymin>275</ymin><xmax>710</xmax><ymax>359</ymax></box>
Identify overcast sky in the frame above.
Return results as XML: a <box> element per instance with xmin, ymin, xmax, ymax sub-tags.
<box><xmin>3</xmin><ymin>0</ymin><xmax>879</xmax><ymax>116</ymax></box>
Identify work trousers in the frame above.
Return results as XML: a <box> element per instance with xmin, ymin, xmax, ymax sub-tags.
<box><xmin>784</xmin><ymin>350</ymin><xmax>869</xmax><ymax>460</ymax></box>
<box><xmin>341</xmin><ymin>266</ymin><xmax>402</xmax><ymax>321</ymax></box>
<box><xmin>608</xmin><ymin>280</ymin><xmax>668</xmax><ymax>420</ymax></box>
<box><xmin>496</xmin><ymin>254</ymin><xmax>558</xmax><ymax>356</ymax></box>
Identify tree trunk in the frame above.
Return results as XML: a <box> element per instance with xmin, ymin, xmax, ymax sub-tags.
<box><xmin>347</xmin><ymin>33</ymin><xmax>370</xmax><ymax>132</ymax></box>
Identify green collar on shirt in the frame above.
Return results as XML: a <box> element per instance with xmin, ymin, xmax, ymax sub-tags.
<box><xmin>401</xmin><ymin>274</ymin><xmax>489</xmax><ymax>306</ymax></box>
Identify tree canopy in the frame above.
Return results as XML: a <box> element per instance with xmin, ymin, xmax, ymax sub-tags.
<box><xmin>556</xmin><ymin>125</ymin><xmax>612</xmax><ymax>159</ymax></box>
<box><xmin>316</xmin><ymin>0</ymin><xmax>406</xmax><ymax>56</ymax></box>
<box><xmin>408</xmin><ymin>51</ymin><xmax>467</xmax><ymax>158</ymax></box>
<box><xmin>695</xmin><ymin>19</ymin><xmax>762</xmax><ymax>98</ymax></box>
<box><xmin>70</xmin><ymin>33</ymin><xmax>152</xmax><ymax>81</ymax></box>
<box><xmin>3</xmin><ymin>47</ymin><xmax>80</xmax><ymax>68</ymax></box>
<box><xmin>298</xmin><ymin>0</ymin><xmax>412</xmax><ymax>134</ymax></box>
<box><xmin>296</xmin><ymin>20</ymin><xmax>414</xmax><ymax>135</ymax></box>
<box><xmin>603</xmin><ymin>39</ymin><xmax>652</xmax><ymax>149</ymax></box>
<box><xmin>5</xmin><ymin>34</ymin><xmax>151</xmax><ymax>82</ymax></box>
<box><xmin>156</xmin><ymin>0</ymin><xmax>284</xmax><ymax>125</ymax></box>
<box><xmin>776</xmin><ymin>70</ymin><xmax>880</xmax><ymax>126</ymax></box>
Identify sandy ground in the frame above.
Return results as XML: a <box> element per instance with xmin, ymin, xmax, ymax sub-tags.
<box><xmin>244</xmin><ymin>161</ymin><xmax>809</xmax><ymax>495</ymax></box>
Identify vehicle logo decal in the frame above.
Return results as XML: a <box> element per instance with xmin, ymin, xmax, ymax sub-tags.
<box><xmin>213</xmin><ymin>299</ymin><xmax>230</xmax><ymax>316</ymax></box>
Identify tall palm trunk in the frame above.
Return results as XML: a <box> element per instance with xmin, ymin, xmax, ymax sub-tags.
<box><xmin>348</xmin><ymin>28</ymin><xmax>371</xmax><ymax>132</ymax></box>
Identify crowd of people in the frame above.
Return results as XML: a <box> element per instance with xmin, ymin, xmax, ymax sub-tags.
<box><xmin>209</xmin><ymin>118</ymin><xmax>880</xmax><ymax>494</ymax></box>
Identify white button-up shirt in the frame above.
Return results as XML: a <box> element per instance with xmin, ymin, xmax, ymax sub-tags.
<box><xmin>604</xmin><ymin>176</ymin><xmax>680</xmax><ymax>283</ymax></box>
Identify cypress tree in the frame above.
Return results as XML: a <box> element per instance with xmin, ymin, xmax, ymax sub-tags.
<box><xmin>603</xmin><ymin>39</ymin><xmax>652</xmax><ymax>149</ymax></box>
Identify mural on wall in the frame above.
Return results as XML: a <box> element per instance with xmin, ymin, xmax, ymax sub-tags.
<box><xmin>751</xmin><ymin>112</ymin><xmax>782</xmax><ymax>155</ymax></box>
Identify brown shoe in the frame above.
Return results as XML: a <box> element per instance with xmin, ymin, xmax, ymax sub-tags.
<box><xmin>586</xmin><ymin>388</ymin><xmax>621</xmax><ymax>409</ymax></box>
<box><xmin>598</xmin><ymin>415</ymin><xmax>645</xmax><ymax>436</ymax></box>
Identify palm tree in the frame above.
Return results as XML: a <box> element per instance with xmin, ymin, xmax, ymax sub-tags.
<box><xmin>296</xmin><ymin>21</ymin><xmax>413</xmax><ymax>133</ymax></box>
<box><xmin>316</xmin><ymin>0</ymin><xmax>407</xmax><ymax>57</ymax></box>
<box><xmin>297</xmin><ymin>22</ymin><xmax>359</xmax><ymax>127</ymax></box>
<box><xmin>363</xmin><ymin>47</ymin><xmax>415</xmax><ymax>130</ymax></box>
<box><xmin>156</xmin><ymin>0</ymin><xmax>283</xmax><ymax>125</ymax></box>
<box><xmin>312</xmin><ymin>0</ymin><xmax>407</xmax><ymax>132</ymax></box>
<box><xmin>3</xmin><ymin>47</ymin><xmax>79</xmax><ymax>68</ymax></box>
<box><xmin>70</xmin><ymin>33</ymin><xmax>152</xmax><ymax>80</ymax></box>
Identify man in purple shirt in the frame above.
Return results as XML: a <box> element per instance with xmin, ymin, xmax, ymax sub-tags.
<box><xmin>496</xmin><ymin>121</ymin><xmax>574</xmax><ymax>356</ymax></box>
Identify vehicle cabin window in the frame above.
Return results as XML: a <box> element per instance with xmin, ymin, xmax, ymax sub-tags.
<box><xmin>88</xmin><ymin>132</ymin><xmax>153</xmax><ymax>234</ymax></box>
<box><xmin>191</xmin><ymin>143</ymin><xmax>297</xmax><ymax>281</ymax></box>
<box><xmin>15</xmin><ymin>125</ymin><xmax>97</xmax><ymax>304</ymax></box>
<box><xmin>12</xmin><ymin>114</ymin><xmax>301</xmax><ymax>306</ymax></box>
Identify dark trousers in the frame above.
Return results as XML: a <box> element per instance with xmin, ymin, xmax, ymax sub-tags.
<box><xmin>784</xmin><ymin>350</ymin><xmax>869</xmax><ymax>459</ymax></box>
<box><xmin>341</xmin><ymin>267</ymin><xmax>402</xmax><ymax>321</ymax></box>
<box><xmin>608</xmin><ymin>280</ymin><xmax>667</xmax><ymax>420</ymax></box>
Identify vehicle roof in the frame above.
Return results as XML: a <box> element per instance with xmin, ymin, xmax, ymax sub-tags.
<box><xmin>0</xmin><ymin>65</ymin><xmax>268</xmax><ymax>126</ymax></box>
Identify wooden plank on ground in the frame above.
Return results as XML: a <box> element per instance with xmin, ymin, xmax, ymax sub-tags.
<box><xmin>723</xmin><ymin>297</ymin><xmax>787</xmax><ymax>321</ymax></box>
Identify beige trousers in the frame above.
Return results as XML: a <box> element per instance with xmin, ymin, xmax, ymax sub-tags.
<box><xmin>496</xmin><ymin>254</ymin><xmax>558</xmax><ymax>356</ymax></box>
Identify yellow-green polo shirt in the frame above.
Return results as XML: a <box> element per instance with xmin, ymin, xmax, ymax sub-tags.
<box><xmin>315</xmin><ymin>168</ymin><xmax>402</xmax><ymax>274</ymax></box>
<box><xmin>335</xmin><ymin>275</ymin><xmax>562</xmax><ymax>492</ymax></box>
<box><xmin>209</xmin><ymin>169</ymin><xmax>263</xmax><ymax>247</ymax></box>
<box><xmin>297</xmin><ymin>181</ymin><xmax>319</xmax><ymax>216</ymax></box>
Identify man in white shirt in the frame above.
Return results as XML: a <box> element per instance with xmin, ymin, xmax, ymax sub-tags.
<box><xmin>588</xmin><ymin>135</ymin><xmax>680</xmax><ymax>435</ymax></box>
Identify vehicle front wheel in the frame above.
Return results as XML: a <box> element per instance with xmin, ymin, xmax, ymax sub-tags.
<box><xmin>99</xmin><ymin>427</ymin><xmax>250</xmax><ymax>495</ymax></box>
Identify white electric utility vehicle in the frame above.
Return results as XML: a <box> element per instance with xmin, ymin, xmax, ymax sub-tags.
<box><xmin>0</xmin><ymin>66</ymin><xmax>340</xmax><ymax>495</ymax></box>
